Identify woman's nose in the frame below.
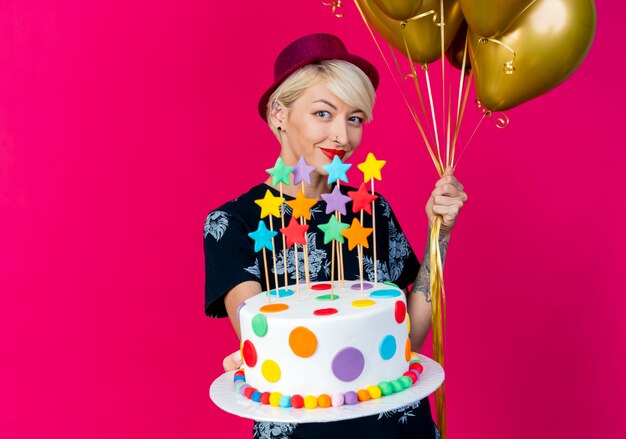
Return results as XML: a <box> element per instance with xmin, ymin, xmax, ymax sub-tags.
<box><xmin>332</xmin><ymin>119</ymin><xmax>348</xmax><ymax>146</ymax></box>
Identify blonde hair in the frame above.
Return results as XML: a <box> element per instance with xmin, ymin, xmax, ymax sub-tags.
<box><xmin>266</xmin><ymin>60</ymin><xmax>376</xmax><ymax>137</ymax></box>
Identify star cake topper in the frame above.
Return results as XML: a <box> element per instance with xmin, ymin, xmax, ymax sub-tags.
<box><xmin>320</xmin><ymin>185</ymin><xmax>351</xmax><ymax>215</ymax></box>
<box><xmin>248</xmin><ymin>220</ymin><xmax>277</xmax><ymax>252</ymax></box>
<box><xmin>292</xmin><ymin>157</ymin><xmax>316</xmax><ymax>185</ymax></box>
<box><xmin>279</xmin><ymin>217</ymin><xmax>309</xmax><ymax>247</ymax></box>
<box><xmin>322</xmin><ymin>155</ymin><xmax>351</xmax><ymax>184</ymax></box>
<box><xmin>266</xmin><ymin>157</ymin><xmax>294</xmax><ymax>186</ymax></box>
<box><xmin>357</xmin><ymin>152</ymin><xmax>386</xmax><ymax>183</ymax></box>
<box><xmin>286</xmin><ymin>189</ymin><xmax>317</xmax><ymax>220</ymax></box>
<box><xmin>254</xmin><ymin>189</ymin><xmax>285</xmax><ymax>218</ymax></box>
<box><xmin>348</xmin><ymin>183</ymin><xmax>378</xmax><ymax>215</ymax></box>
<box><xmin>341</xmin><ymin>218</ymin><xmax>373</xmax><ymax>251</ymax></box>
<box><xmin>318</xmin><ymin>215</ymin><xmax>349</xmax><ymax>244</ymax></box>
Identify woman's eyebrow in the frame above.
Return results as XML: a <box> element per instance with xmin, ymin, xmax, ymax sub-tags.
<box><xmin>312</xmin><ymin>99</ymin><xmax>337</xmax><ymax>110</ymax></box>
<box><xmin>312</xmin><ymin>99</ymin><xmax>364</xmax><ymax>115</ymax></box>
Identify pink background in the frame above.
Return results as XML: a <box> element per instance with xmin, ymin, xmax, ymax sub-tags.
<box><xmin>2</xmin><ymin>1</ymin><xmax>625</xmax><ymax>438</ymax></box>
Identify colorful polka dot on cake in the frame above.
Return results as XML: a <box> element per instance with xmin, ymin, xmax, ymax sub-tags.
<box><xmin>313</xmin><ymin>307</ymin><xmax>338</xmax><ymax>316</ymax></box>
<box><xmin>331</xmin><ymin>347</ymin><xmax>365</xmax><ymax>382</ymax></box>
<box><xmin>352</xmin><ymin>299</ymin><xmax>375</xmax><ymax>308</ymax></box>
<box><xmin>259</xmin><ymin>303</ymin><xmax>289</xmax><ymax>313</ymax></box>
<box><xmin>379</xmin><ymin>335</ymin><xmax>396</xmax><ymax>360</ymax></box>
<box><xmin>405</xmin><ymin>338</ymin><xmax>412</xmax><ymax>361</ymax></box>
<box><xmin>261</xmin><ymin>359</ymin><xmax>281</xmax><ymax>382</ymax></box>
<box><xmin>316</xmin><ymin>293</ymin><xmax>339</xmax><ymax>301</ymax></box>
<box><xmin>370</xmin><ymin>289</ymin><xmax>401</xmax><ymax>298</ymax></box>
<box><xmin>242</xmin><ymin>340</ymin><xmax>257</xmax><ymax>367</ymax></box>
<box><xmin>251</xmin><ymin>314</ymin><xmax>268</xmax><ymax>337</ymax></box>
<box><xmin>289</xmin><ymin>326</ymin><xmax>317</xmax><ymax>357</ymax></box>
<box><xmin>395</xmin><ymin>301</ymin><xmax>406</xmax><ymax>323</ymax></box>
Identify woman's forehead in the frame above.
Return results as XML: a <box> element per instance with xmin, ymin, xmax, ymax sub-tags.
<box><xmin>299</xmin><ymin>81</ymin><xmax>362</xmax><ymax>113</ymax></box>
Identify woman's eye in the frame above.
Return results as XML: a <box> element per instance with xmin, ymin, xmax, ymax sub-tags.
<box><xmin>349</xmin><ymin>116</ymin><xmax>364</xmax><ymax>125</ymax></box>
<box><xmin>315</xmin><ymin>110</ymin><xmax>331</xmax><ymax>118</ymax></box>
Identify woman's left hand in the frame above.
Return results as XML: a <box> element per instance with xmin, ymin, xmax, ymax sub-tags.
<box><xmin>426</xmin><ymin>167</ymin><xmax>468</xmax><ymax>235</ymax></box>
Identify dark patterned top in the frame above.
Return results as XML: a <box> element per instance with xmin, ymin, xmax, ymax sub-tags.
<box><xmin>203</xmin><ymin>183</ymin><xmax>439</xmax><ymax>438</ymax></box>
<box><xmin>204</xmin><ymin>183</ymin><xmax>419</xmax><ymax>318</ymax></box>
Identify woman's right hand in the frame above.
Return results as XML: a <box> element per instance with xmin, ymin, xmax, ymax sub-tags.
<box><xmin>223</xmin><ymin>349</ymin><xmax>243</xmax><ymax>372</ymax></box>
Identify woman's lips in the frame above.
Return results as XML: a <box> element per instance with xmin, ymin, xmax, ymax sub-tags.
<box><xmin>320</xmin><ymin>148</ymin><xmax>346</xmax><ymax>160</ymax></box>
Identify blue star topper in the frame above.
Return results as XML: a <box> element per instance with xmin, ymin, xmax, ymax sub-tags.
<box><xmin>248</xmin><ymin>220</ymin><xmax>277</xmax><ymax>252</ymax></box>
<box><xmin>322</xmin><ymin>155</ymin><xmax>351</xmax><ymax>184</ymax></box>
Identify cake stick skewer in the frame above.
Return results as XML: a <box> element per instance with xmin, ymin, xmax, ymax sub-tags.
<box><xmin>279</xmin><ymin>183</ymin><xmax>288</xmax><ymax>289</ymax></box>
<box><xmin>357</xmin><ymin>153</ymin><xmax>386</xmax><ymax>287</ymax></box>
<box><xmin>262</xmin><ymin>248</ymin><xmax>271</xmax><ymax>303</ymax></box>
<box><xmin>330</xmin><ymin>237</ymin><xmax>336</xmax><ymax>299</ymax></box>
<box><xmin>286</xmin><ymin>188</ymin><xmax>317</xmax><ymax>291</ymax></box>
<box><xmin>280</xmin><ymin>217</ymin><xmax>308</xmax><ymax>301</ymax></box>
<box><xmin>292</xmin><ymin>157</ymin><xmax>316</xmax><ymax>290</ymax></box>
<box><xmin>267</xmin><ymin>218</ymin><xmax>280</xmax><ymax>294</ymax></box>
<box><xmin>321</xmin><ymin>156</ymin><xmax>351</xmax><ymax>291</ymax></box>
<box><xmin>294</xmin><ymin>243</ymin><xmax>300</xmax><ymax>298</ymax></box>
<box><xmin>360</xmin><ymin>210</ymin><xmax>364</xmax><ymax>295</ymax></box>
<box><xmin>336</xmin><ymin>181</ymin><xmax>345</xmax><ymax>287</ymax></box>
<box><xmin>321</xmin><ymin>185</ymin><xmax>351</xmax><ymax>289</ymax></box>
<box><xmin>318</xmin><ymin>215</ymin><xmax>348</xmax><ymax>296</ymax></box>
<box><xmin>341</xmin><ymin>217</ymin><xmax>373</xmax><ymax>300</ymax></box>
<box><xmin>371</xmin><ymin>179</ymin><xmax>378</xmax><ymax>285</ymax></box>
<box><xmin>302</xmin><ymin>220</ymin><xmax>310</xmax><ymax>289</ymax></box>
<box><xmin>266</xmin><ymin>157</ymin><xmax>293</xmax><ymax>289</ymax></box>
<box><xmin>254</xmin><ymin>189</ymin><xmax>285</xmax><ymax>295</ymax></box>
<box><xmin>358</xmin><ymin>244</ymin><xmax>364</xmax><ymax>297</ymax></box>
<box><xmin>248</xmin><ymin>220</ymin><xmax>278</xmax><ymax>304</ymax></box>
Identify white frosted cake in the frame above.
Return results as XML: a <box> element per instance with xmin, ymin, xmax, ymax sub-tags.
<box><xmin>234</xmin><ymin>280</ymin><xmax>424</xmax><ymax>409</ymax></box>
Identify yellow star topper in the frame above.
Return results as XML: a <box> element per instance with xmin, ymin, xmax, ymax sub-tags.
<box><xmin>341</xmin><ymin>218</ymin><xmax>373</xmax><ymax>251</ymax></box>
<box><xmin>286</xmin><ymin>189</ymin><xmax>317</xmax><ymax>220</ymax></box>
<box><xmin>357</xmin><ymin>152</ymin><xmax>386</xmax><ymax>183</ymax></box>
<box><xmin>254</xmin><ymin>189</ymin><xmax>285</xmax><ymax>219</ymax></box>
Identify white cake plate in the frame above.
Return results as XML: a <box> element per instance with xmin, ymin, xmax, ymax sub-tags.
<box><xmin>209</xmin><ymin>354</ymin><xmax>444</xmax><ymax>423</ymax></box>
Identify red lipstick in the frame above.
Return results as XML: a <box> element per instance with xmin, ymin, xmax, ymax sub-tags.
<box><xmin>320</xmin><ymin>148</ymin><xmax>346</xmax><ymax>160</ymax></box>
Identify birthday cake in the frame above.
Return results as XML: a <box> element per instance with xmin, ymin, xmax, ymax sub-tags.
<box><xmin>234</xmin><ymin>281</ymin><xmax>424</xmax><ymax>409</ymax></box>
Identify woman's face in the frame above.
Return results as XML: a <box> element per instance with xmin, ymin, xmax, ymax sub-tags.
<box><xmin>276</xmin><ymin>80</ymin><xmax>366</xmax><ymax>175</ymax></box>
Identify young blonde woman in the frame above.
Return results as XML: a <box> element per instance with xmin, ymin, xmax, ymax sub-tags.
<box><xmin>204</xmin><ymin>33</ymin><xmax>467</xmax><ymax>439</ymax></box>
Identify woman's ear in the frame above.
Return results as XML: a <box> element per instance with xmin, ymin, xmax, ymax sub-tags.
<box><xmin>270</xmin><ymin>100</ymin><xmax>286</xmax><ymax>130</ymax></box>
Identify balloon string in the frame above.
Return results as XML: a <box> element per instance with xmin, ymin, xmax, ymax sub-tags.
<box><xmin>405</xmin><ymin>9</ymin><xmax>435</xmax><ymax>23</ymax></box>
<box><xmin>430</xmin><ymin>216</ymin><xmax>446</xmax><ymax>439</ymax></box>
<box><xmin>353</xmin><ymin>0</ymin><xmax>442</xmax><ymax>175</ymax></box>
<box><xmin>392</xmin><ymin>37</ymin><xmax>430</xmax><ymax>138</ymax></box>
<box><xmin>439</xmin><ymin>0</ymin><xmax>447</xmax><ymax>167</ymax></box>
<box><xmin>451</xmin><ymin>29</ymin><xmax>470</xmax><ymax>167</ymax></box>
<box><xmin>422</xmin><ymin>64</ymin><xmax>444</xmax><ymax>175</ymax></box>
<box><xmin>453</xmin><ymin>109</ymin><xmax>487</xmax><ymax>171</ymax></box>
